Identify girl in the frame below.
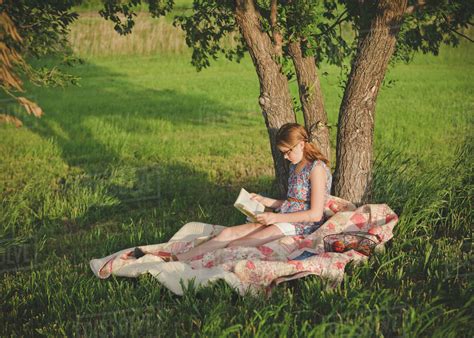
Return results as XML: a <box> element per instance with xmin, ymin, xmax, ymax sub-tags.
<box><xmin>131</xmin><ymin>123</ymin><xmax>332</xmax><ymax>262</ymax></box>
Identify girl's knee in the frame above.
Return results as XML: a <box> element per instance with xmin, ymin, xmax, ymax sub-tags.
<box><xmin>216</xmin><ymin>222</ymin><xmax>262</xmax><ymax>242</ymax></box>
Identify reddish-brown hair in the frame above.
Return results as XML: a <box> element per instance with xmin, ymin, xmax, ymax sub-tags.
<box><xmin>276</xmin><ymin>123</ymin><xmax>329</xmax><ymax>166</ymax></box>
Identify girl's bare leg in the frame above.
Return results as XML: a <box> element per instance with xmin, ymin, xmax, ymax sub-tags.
<box><xmin>227</xmin><ymin>225</ymin><xmax>285</xmax><ymax>248</ymax></box>
<box><xmin>176</xmin><ymin>222</ymin><xmax>264</xmax><ymax>261</ymax></box>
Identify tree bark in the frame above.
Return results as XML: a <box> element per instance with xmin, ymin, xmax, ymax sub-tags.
<box><xmin>334</xmin><ymin>0</ymin><xmax>407</xmax><ymax>205</ymax></box>
<box><xmin>288</xmin><ymin>40</ymin><xmax>331</xmax><ymax>161</ymax></box>
<box><xmin>234</xmin><ymin>0</ymin><xmax>296</xmax><ymax>197</ymax></box>
<box><xmin>270</xmin><ymin>0</ymin><xmax>283</xmax><ymax>56</ymax></box>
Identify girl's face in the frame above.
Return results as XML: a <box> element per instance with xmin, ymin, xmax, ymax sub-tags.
<box><xmin>279</xmin><ymin>140</ymin><xmax>305</xmax><ymax>164</ymax></box>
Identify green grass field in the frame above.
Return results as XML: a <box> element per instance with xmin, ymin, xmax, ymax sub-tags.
<box><xmin>1</xmin><ymin>9</ymin><xmax>473</xmax><ymax>336</ymax></box>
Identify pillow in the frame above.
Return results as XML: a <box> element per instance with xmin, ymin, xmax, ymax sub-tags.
<box><xmin>323</xmin><ymin>195</ymin><xmax>356</xmax><ymax>218</ymax></box>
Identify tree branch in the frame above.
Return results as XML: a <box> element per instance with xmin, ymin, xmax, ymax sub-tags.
<box><xmin>450</xmin><ymin>27</ymin><xmax>474</xmax><ymax>43</ymax></box>
<box><xmin>270</xmin><ymin>0</ymin><xmax>282</xmax><ymax>56</ymax></box>
<box><xmin>316</xmin><ymin>9</ymin><xmax>349</xmax><ymax>38</ymax></box>
<box><xmin>441</xmin><ymin>13</ymin><xmax>474</xmax><ymax>43</ymax></box>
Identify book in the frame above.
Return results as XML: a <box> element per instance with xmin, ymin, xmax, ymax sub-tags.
<box><xmin>233</xmin><ymin>188</ymin><xmax>265</xmax><ymax>222</ymax></box>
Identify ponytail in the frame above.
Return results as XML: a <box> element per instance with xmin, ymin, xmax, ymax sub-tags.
<box><xmin>303</xmin><ymin>141</ymin><xmax>330</xmax><ymax>167</ymax></box>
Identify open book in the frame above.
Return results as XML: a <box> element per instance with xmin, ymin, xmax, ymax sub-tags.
<box><xmin>233</xmin><ymin>188</ymin><xmax>265</xmax><ymax>222</ymax></box>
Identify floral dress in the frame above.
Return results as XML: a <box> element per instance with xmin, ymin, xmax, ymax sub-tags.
<box><xmin>276</xmin><ymin>159</ymin><xmax>332</xmax><ymax>235</ymax></box>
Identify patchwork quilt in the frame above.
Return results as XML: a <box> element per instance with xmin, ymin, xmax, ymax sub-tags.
<box><xmin>90</xmin><ymin>196</ymin><xmax>398</xmax><ymax>295</ymax></box>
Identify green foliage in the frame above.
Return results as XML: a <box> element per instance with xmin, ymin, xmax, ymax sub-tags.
<box><xmin>283</xmin><ymin>0</ymin><xmax>353</xmax><ymax>66</ymax></box>
<box><xmin>3</xmin><ymin>0</ymin><xmax>79</xmax><ymax>58</ymax></box>
<box><xmin>26</xmin><ymin>57</ymin><xmax>83</xmax><ymax>88</ymax></box>
<box><xmin>173</xmin><ymin>0</ymin><xmax>246</xmax><ymax>70</ymax></box>
<box><xmin>394</xmin><ymin>0</ymin><xmax>474</xmax><ymax>64</ymax></box>
<box><xmin>0</xmin><ymin>0</ymin><xmax>81</xmax><ymax>124</ymax></box>
<box><xmin>99</xmin><ymin>0</ymin><xmax>175</xmax><ymax>35</ymax></box>
<box><xmin>334</xmin><ymin>0</ymin><xmax>474</xmax><ymax>66</ymax></box>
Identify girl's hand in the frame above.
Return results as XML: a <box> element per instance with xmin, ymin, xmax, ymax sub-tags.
<box><xmin>255</xmin><ymin>212</ymin><xmax>278</xmax><ymax>226</ymax></box>
<box><xmin>249</xmin><ymin>193</ymin><xmax>265</xmax><ymax>204</ymax></box>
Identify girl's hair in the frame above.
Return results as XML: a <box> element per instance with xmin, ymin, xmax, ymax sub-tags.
<box><xmin>276</xmin><ymin>123</ymin><xmax>330</xmax><ymax>166</ymax></box>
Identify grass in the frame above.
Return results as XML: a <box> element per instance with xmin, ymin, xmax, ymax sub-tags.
<box><xmin>1</xmin><ymin>12</ymin><xmax>473</xmax><ymax>336</ymax></box>
<box><xmin>68</xmin><ymin>13</ymin><xmax>188</xmax><ymax>56</ymax></box>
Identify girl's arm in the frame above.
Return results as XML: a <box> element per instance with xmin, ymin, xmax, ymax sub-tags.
<box><xmin>250</xmin><ymin>194</ymin><xmax>285</xmax><ymax>209</ymax></box>
<box><xmin>275</xmin><ymin>164</ymin><xmax>326</xmax><ymax>224</ymax></box>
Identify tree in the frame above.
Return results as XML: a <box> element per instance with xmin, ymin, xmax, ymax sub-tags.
<box><xmin>333</xmin><ymin>0</ymin><xmax>473</xmax><ymax>203</ymax></box>
<box><xmin>334</xmin><ymin>0</ymin><xmax>409</xmax><ymax>204</ymax></box>
<box><xmin>0</xmin><ymin>0</ymin><xmax>79</xmax><ymax>127</ymax></box>
<box><xmin>101</xmin><ymin>0</ymin><xmax>352</xmax><ymax>195</ymax></box>
<box><xmin>100</xmin><ymin>0</ymin><xmax>473</xmax><ymax>202</ymax></box>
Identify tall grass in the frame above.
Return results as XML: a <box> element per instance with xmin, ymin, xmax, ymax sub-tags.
<box><xmin>1</xmin><ymin>11</ymin><xmax>473</xmax><ymax>337</ymax></box>
<box><xmin>69</xmin><ymin>11</ymin><xmax>240</xmax><ymax>58</ymax></box>
<box><xmin>69</xmin><ymin>13</ymin><xmax>188</xmax><ymax>57</ymax></box>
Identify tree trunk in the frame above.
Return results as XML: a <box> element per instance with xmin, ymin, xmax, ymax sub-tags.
<box><xmin>334</xmin><ymin>0</ymin><xmax>407</xmax><ymax>205</ymax></box>
<box><xmin>288</xmin><ymin>40</ymin><xmax>331</xmax><ymax>161</ymax></box>
<box><xmin>234</xmin><ymin>0</ymin><xmax>296</xmax><ymax>197</ymax></box>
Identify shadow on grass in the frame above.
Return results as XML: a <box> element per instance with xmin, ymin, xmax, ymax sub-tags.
<box><xmin>18</xmin><ymin>58</ymin><xmax>274</xmax><ymax>246</ymax></box>
<box><xmin>25</xmin><ymin>59</ymin><xmax>236</xmax><ymax>170</ymax></box>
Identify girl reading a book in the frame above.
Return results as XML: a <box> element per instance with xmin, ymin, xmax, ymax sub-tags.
<box><xmin>131</xmin><ymin>123</ymin><xmax>332</xmax><ymax>262</ymax></box>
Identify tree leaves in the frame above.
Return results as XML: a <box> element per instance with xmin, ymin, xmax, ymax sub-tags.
<box><xmin>394</xmin><ymin>0</ymin><xmax>474</xmax><ymax>64</ymax></box>
<box><xmin>17</xmin><ymin>97</ymin><xmax>43</xmax><ymax>118</ymax></box>
<box><xmin>0</xmin><ymin>0</ymin><xmax>79</xmax><ymax>127</ymax></box>
<box><xmin>173</xmin><ymin>0</ymin><xmax>243</xmax><ymax>71</ymax></box>
<box><xmin>100</xmin><ymin>0</ymin><xmax>174</xmax><ymax>35</ymax></box>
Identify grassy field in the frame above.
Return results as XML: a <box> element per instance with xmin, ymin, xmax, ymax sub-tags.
<box><xmin>1</xmin><ymin>9</ymin><xmax>473</xmax><ymax>336</ymax></box>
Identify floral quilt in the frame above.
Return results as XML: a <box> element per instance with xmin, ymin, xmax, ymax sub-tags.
<box><xmin>89</xmin><ymin>196</ymin><xmax>398</xmax><ymax>295</ymax></box>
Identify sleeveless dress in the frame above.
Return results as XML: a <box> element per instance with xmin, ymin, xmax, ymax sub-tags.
<box><xmin>275</xmin><ymin>159</ymin><xmax>332</xmax><ymax>235</ymax></box>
